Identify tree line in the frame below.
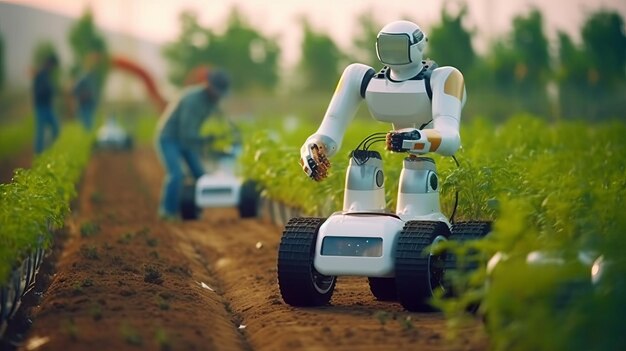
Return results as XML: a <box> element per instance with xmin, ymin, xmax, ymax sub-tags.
<box><xmin>162</xmin><ymin>5</ymin><xmax>625</xmax><ymax>121</ymax></box>
<box><xmin>7</xmin><ymin>4</ymin><xmax>624</xmax><ymax>121</ymax></box>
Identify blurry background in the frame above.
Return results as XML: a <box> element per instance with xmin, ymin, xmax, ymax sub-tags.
<box><xmin>1</xmin><ymin>0</ymin><xmax>625</xmax><ymax>144</ymax></box>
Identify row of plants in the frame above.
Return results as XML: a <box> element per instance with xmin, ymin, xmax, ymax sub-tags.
<box><xmin>239</xmin><ymin>114</ymin><xmax>626</xmax><ymax>351</ymax></box>
<box><xmin>0</xmin><ymin>123</ymin><xmax>92</xmax><ymax>284</ymax></box>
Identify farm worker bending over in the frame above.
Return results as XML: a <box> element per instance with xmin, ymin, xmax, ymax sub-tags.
<box><xmin>155</xmin><ymin>69</ymin><xmax>230</xmax><ymax>220</ymax></box>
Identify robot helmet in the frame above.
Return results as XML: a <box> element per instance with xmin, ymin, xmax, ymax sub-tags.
<box><xmin>376</xmin><ymin>20</ymin><xmax>427</xmax><ymax>66</ymax></box>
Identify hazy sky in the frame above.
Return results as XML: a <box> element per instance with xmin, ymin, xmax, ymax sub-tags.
<box><xmin>4</xmin><ymin>0</ymin><xmax>626</xmax><ymax>65</ymax></box>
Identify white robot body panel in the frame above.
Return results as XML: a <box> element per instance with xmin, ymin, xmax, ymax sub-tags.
<box><xmin>313</xmin><ymin>63</ymin><xmax>375</xmax><ymax>157</ymax></box>
<box><xmin>314</xmin><ymin>213</ymin><xmax>405</xmax><ymax>277</ymax></box>
<box><xmin>195</xmin><ymin>171</ymin><xmax>241</xmax><ymax>208</ymax></box>
<box><xmin>365</xmin><ymin>76</ymin><xmax>432</xmax><ymax>129</ymax></box>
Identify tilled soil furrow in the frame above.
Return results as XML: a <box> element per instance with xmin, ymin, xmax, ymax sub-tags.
<box><xmin>20</xmin><ymin>150</ymin><xmax>248</xmax><ymax>351</ymax></box>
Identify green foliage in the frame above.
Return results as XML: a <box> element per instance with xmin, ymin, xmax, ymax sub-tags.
<box><xmin>350</xmin><ymin>10</ymin><xmax>382</xmax><ymax>69</ymax></box>
<box><xmin>427</xmin><ymin>4</ymin><xmax>476</xmax><ymax>74</ymax></box>
<box><xmin>241</xmin><ymin>114</ymin><xmax>626</xmax><ymax>350</ymax></box>
<box><xmin>162</xmin><ymin>8</ymin><xmax>280</xmax><ymax>91</ymax></box>
<box><xmin>437</xmin><ymin>117</ymin><xmax>626</xmax><ymax>351</ymax></box>
<box><xmin>581</xmin><ymin>10</ymin><xmax>626</xmax><ymax>89</ymax></box>
<box><xmin>0</xmin><ymin>123</ymin><xmax>92</xmax><ymax>284</ymax></box>
<box><xmin>484</xmin><ymin>9</ymin><xmax>551</xmax><ymax>117</ymax></box>
<box><xmin>67</xmin><ymin>9</ymin><xmax>109</xmax><ymax>97</ymax></box>
<box><xmin>298</xmin><ymin>20</ymin><xmax>344</xmax><ymax>92</ymax></box>
<box><xmin>0</xmin><ymin>33</ymin><xmax>4</xmax><ymax>91</ymax></box>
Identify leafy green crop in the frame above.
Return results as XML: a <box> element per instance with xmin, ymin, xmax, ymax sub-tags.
<box><xmin>240</xmin><ymin>114</ymin><xmax>626</xmax><ymax>350</ymax></box>
<box><xmin>0</xmin><ymin>123</ymin><xmax>92</xmax><ymax>284</ymax></box>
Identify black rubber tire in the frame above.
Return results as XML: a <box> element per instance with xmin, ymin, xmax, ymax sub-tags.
<box><xmin>277</xmin><ymin>217</ymin><xmax>336</xmax><ymax>306</ymax></box>
<box><xmin>444</xmin><ymin>221</ymin><xmax>492</xmax><ymax>310</ymax></box>
<box><xmin>445</xmin><ymin>221</ymin><xmax>492</xmax><ymax>274</ymax></box>
<box><xmin>395</xmin><ymin>221</ymin><xmax>451</xmax><ymax>312</ymax></box>
<box><xmin>368</xmin><ymin>277</ymin><xmax>397</xmax><ymax>301</ymax></box>
<box><xmin>238</xmin><ymin>180</ymin><xmax>260</xmax><ymax>218</ymax></box>
<box><xmin>179</xmin><ymin>183</ymin><xmax>200</xmax><ymax>220</ymax></box>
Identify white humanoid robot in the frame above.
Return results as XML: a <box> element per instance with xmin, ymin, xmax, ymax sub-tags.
<box><xmin>278</xmin><ymin>20</ymin><xmax>490</xmax><ymax>311</ymax></box>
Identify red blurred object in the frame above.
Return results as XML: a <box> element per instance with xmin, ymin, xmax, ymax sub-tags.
<box><xmin>111</xmin><ymin>55</ymin><xmax>168</xmax><ymax>113</ymax></box>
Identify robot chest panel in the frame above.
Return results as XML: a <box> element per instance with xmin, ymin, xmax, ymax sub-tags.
<box><xmin>365</xmin><ymin>78</ymin><xmax>432</xmax><ymax>126</ymax></box>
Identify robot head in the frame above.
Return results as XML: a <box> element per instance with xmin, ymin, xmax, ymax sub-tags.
<box><xmin>376</xmin><ymin>20</ymin><xmax>427</xmax><ymax>70</ymax></box>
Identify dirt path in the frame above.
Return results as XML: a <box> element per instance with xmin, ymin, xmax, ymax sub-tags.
<box><xmin>18</xmin><ymin>147</ymin><xmax>487</xmax><ymax>351</ymax></box>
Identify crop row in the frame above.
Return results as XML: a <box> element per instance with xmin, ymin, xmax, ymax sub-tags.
<box><xmin>0</xmin><ymin>123</ymin><xmax>92</xmax><ymax>330</ymax></box>
<box><xmin>240</xmin><ymin>114</ymin><xmax>626</xmax><ymax>351</ymax></box>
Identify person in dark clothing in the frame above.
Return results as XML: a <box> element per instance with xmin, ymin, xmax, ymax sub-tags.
<box><xmin>32</xmin><ymin>54</ymin><xmax>60</xmax><ymax>154</ymax></box>
<box><xmin>72</xmin><ymin>53</ymin><xmax>100</xmax><ymax>131</ymax></box>
<box><xmin>72</xmin><ymin>70</ymin><xmax>98</xmax><ymax>131</ymax></box>
<box><xmin>155</xmin><ymin>69</ymin><xmax>231</xmax><ymax>220</ymax></box>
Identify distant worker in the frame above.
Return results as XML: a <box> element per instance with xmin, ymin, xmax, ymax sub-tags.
<box><xmin>32</xmin><ymin>53</ymin><xmax>60</xmax><ymax>154</ymax></box>
<box><xmin>155</xmin><ymin>69</ymin><xmax>230</xmax><ymax>220</ymax></box>
<box><xmin>72</xmin><ymin>53</ymin><xmax>100</xmax><ymax>131</ymax></box>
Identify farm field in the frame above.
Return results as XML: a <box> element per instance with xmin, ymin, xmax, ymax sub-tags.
<box><xmin>11</xmin><ymin>146</ymin><xmax>486</xmax><ymax>351</ymax></box>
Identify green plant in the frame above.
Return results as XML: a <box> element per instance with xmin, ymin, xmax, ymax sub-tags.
<box><xmin>242</xmin><ymin>114</ymin><xmax>626</xmax><ymax>350</ymax></box>
<box><xmin>0</xmin><ymin>123</ymin><xmax>92</xmax><ymax>284</ymax></box>
<box><xmin>80</xmin><ymin>221</ymin><xmax>100</xmax><ymax>237</ymax></box>
<box><xmin>155</xmin><ymin>327</ymin><xmax>172</xmax><ymax>351</ymax></box>
<box><xmin>80</xmin><ymin>245</ymin><xmax>99</xmax><ymax>260</ymax></box>
<box><xmin>61</xmin><ymin>318</ymin><xmax>79</xmax><ymax>340</ymax></box>
<box><xmin>90</xmin><ymin>304</ymin><xmax>103</xmax><ymax>321</ymax></box>
<box><xmin>120</xmin><ymin>322</ymin><xmax>142</xmax><ymax>346</ymax></box>
<box><xmin>144</xmin><ymin>265</ymin><xmax>163</xmax><ymax>285</ymax></box>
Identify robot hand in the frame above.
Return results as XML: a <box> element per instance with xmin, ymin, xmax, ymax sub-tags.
<box><xmin>386</xmin><ymin>128</ymin><xmax>431</xmax><ymax>154</ymax></box>
<box><xmin>300</xmin><ymin>138</ymin><xmax>331</xmax><ymax>181</ymax></box>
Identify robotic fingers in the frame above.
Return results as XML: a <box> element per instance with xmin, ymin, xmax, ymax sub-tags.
<box><xmin>300</xmin><ymin>140</ymin><xmax>331</xmax><ymax>181</ymax></box>
<box><xmin>386</xmin><ymin>128</ymin><xmax>442</xmax><ymax>154</ymax></box>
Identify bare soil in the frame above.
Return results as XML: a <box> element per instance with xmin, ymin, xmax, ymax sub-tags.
<box><xmin>14</xmin><ymin>147</ymin><xmax>487</xmax><ymax>351</ymax></box>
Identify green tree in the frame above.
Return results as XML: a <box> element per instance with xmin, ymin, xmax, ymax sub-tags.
<box><xmin>581</xmin><ymin>10</ymin><xmax>626</xmax><ymax>89</ymax></box>
<box><xmin>0</xmin><ymin>34</ymin><xmax>4</xmax><ymax>91</ymax></box>
<box><xmin>298</xmin><ymin>19</ymin><xmax>344</xmax><ymax>92</ymax></box>
<box><xmin>556</xmin><ymin>10</ymin><xmax>626</xmax><ymax>120</ymax></box>
<box><xmin>556</xmin><ymin>31</ymin><xmax>592</xmax><ymax>118</ymax></box>
<box><xmin>426</xmin><ymin>3</ymin><xmax>476</xmax><ymax>74</ymax></box>
<box><xmin>350</xmin><ymin>10</ymin><xmax>382</xmax><ymax>69</ymax></box>
<box><xmin>163</xmin><ymin>7</ymin><xmax>281</xmax><ymax>92</ymax></box>
<box><xmin>486</xmin><ymin>8</ymin><xmax>551</xmax><ymax>117</ymax></box>
<box><xmin>67</xmin><ymin>9</ymin><xmax>109</xmax><ymax>98</ymax></box>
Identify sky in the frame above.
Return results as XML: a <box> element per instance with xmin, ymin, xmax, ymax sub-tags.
<box><xmin>4</xmin><ymin>0</ymin><xmax>626</xmax><ymax>65</ymax></box>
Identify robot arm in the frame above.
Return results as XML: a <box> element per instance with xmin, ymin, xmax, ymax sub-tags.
<box><xmin>384</xmin><ymin>67</ymin><xmax>465</xmax><ymax>156</ymax></box>
<box><xmin>300</xmin><ymin>63</ymin><xmax>375</xmax><ymax>181</ymax></box>
<box><xmin>428</xmin><ymin>66</ymin><xmax>466</xmax><ymax>156</ymax></box>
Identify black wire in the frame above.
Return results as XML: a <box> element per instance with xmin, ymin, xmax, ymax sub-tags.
<box><xmin>354</xmin><ymin>132</ymin><xmax>386</xmax><ymax>151</ymax></box>
<box><xmin>353</xmin><ymin>132</ymin><xmax>387</xmax><ymax>165</ymax></box>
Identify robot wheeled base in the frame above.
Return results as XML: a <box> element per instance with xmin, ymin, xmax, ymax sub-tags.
<box><xmin>278</xmin><ymin>216</ymin><xmax>490</xmax><ymax>311</ymax></box>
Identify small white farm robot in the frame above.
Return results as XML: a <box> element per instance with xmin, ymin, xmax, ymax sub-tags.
<box><xmin>277</xmin><ymin>20</ymin><xmax>491</xmax><ymax>311</ymax></box>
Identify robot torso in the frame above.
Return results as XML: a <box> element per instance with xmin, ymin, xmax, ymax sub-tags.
<box><xmin>364</xmin><ymin>65</ymin><xmax>435</xmax><ymax>129</ymax></box>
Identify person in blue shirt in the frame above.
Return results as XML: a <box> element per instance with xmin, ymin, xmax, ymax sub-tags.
<box><xmin>32</xmin><ymin>54</ymin><xmax>60</xmax><ymax>154</ymax></box>
<box><xmin>155</xmin><ymin>69</ymin><xmax>230</xmax><ymax>220</ymax></box>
